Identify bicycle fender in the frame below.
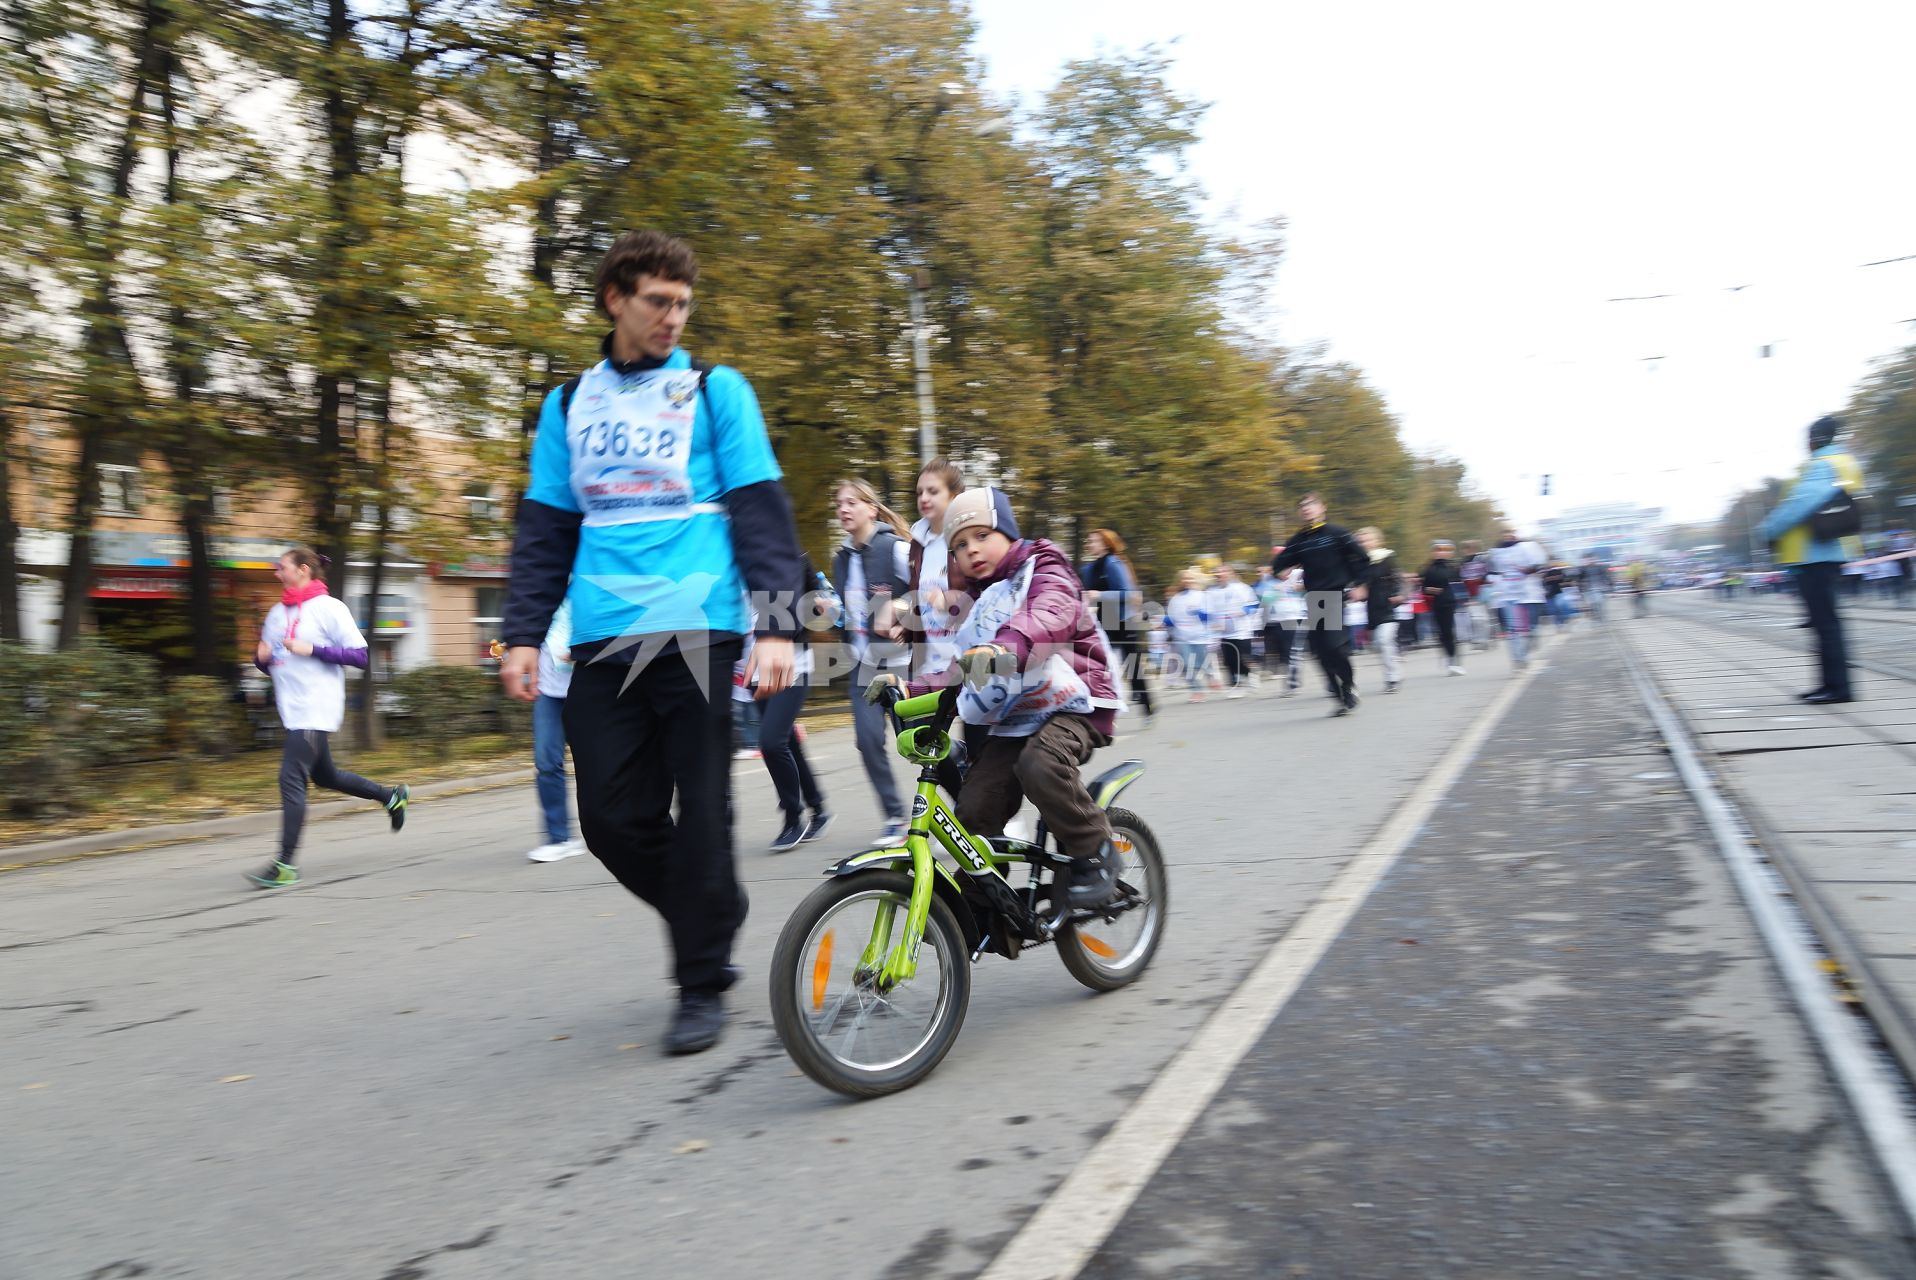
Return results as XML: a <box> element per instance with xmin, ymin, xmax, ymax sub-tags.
<box><xmin>824</xmin><ymin>851</ymin><xmax>982</xmax><ymax>953</ymax></box>
<box><xmin>825</xmin><ymin>849</ymin><xmax>974</xmax><ymax>899</ymax></box>
<box><xmin>1088</xmin><ymin>758</ymin><xmax>1146</xmax><ymax>810</ymax></box>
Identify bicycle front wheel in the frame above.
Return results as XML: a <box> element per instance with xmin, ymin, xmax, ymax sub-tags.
<box><xmin>770</xmin><ymin>870</ymin><xmax>972</xmax><ymax>1098</ymax></box>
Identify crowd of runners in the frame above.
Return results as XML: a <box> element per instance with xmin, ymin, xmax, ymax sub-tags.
<box><xmin>237</xmin><ymin>227</ymin><xmax>1855</xmax><ymax>1061</ymax></box>
<box><xmin>1148</xmin><ymin>501</ymin><xmax>1616</xmax><ymax>715</ymax></box>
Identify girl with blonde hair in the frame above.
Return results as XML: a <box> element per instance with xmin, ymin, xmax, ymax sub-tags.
<box><xmin>830</xmin><ymin>478</ymin><xmax>914</xmax><ymax>842</ymax></box>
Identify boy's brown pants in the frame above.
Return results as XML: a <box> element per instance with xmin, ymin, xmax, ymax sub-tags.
<box><xmin>954</xmin><ymin>714</ymin><xmax>1114</xmax><ymax>859</ymax></box>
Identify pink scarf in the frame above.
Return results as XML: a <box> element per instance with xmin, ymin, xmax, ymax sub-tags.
<box><xmin>281</xmin><ymin>580</ymin><xmax>329</xmax><ymax>642</ymax></box>
<box><xmin>281</xmin><ymin>581</ymin><xmax>329</xmax><ymax>608</ymax></box>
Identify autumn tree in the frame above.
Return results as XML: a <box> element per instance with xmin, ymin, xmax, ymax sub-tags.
<box><xmin>1847</xmin><ymin>344</ymin><xmax>1916</xmax><ymax>516</ymax></box>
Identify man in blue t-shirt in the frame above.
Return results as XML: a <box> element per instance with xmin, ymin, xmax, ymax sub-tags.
<box><xmin>500</xmin><ymin>230</ymin><xmax>803</xmax><ymax>1055</ymax></box>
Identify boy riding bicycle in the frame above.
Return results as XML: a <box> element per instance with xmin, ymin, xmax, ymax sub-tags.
<box><xmin>866</xmin><ymin>488</ymin><xmax>1126</xmax><ymax>908</ymax></box>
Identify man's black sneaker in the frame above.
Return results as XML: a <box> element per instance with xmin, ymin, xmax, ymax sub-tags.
<box><xmin>769</xmin><ymin>815</ymin><xmax>806</xmax><ymax>852</ymax></box>
<box><xmin>1803</xmin><ymin>691</ymin><xmax>1852</xmax><ymax>705</ymax></box>
<box><xmin>386</xmin><ymin>784</ymin><xmax>410</xmax><ymax>832</ymax></box>
<box><xmin>800</xmin><ymin>809</ymin><xmax>834</xmax><ymax>843</ymax></box>
<box><xmin>1065</xmin><ymin>841</ymin><xmax>1124</xmax><ymax>910</ymax></box>
<box><xmin>664</xmin><ymin>992</ymin><xmax>726</xmax><ymax>1055</ymax></box>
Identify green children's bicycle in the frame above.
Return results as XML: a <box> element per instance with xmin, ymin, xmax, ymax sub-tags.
<box><xmin>769</xmin><ymin>684</ymin><xmax>1168</xmax><ymax>1097</ymax></box>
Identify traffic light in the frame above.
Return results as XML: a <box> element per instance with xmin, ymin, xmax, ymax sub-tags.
<box><xmin>1540</xmin><ymin>474</ymin><xmax>1552</xmax><ymax>496</ymax></box>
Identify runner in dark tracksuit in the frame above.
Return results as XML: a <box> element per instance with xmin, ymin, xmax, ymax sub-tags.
<box><xmin>1271</xmin><ymin>493</ymin><xmax>1372</xmax><ymax>714</ymax></box>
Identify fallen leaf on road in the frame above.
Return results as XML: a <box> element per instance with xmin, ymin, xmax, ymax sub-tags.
<box><xmin>619</xmin><ymin>1044</ymin><xmax>642</xmax><ymax>1051</ymax></box>
<box><xmin>22</xmin><ymin>1082</ymin><xmax>49</xmax><ymax>1090</ymax></box>
<box><xmin>219</xmin><ymin>1075</ymin><xmax>253</xmax><ymax>1084</ymax></box>
<box><xmin>1398</xmin><ymin>939</ymin><xmax>1419</xmax><ymax>945</ymax></box>
<box><xmin>550</xmin><ymin>1034</ymin><xmax>570</xmax><ymax>1041</ymax></box>
<box><xmin>674</xmin><ymin>1140</ymin><xmax>709</xmax><ymax>1155</ymax></box>
<box><xmin>457</xmin><ymin>933</ymin><xmax>478</xmax><ymax>940</ymax></box>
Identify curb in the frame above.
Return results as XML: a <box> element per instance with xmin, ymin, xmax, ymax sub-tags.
<box><xmin>0</xmin><ymin>704</ymin><xmax>866</xmax><ymax>876</ymax></box>
<box><xmin>0</xmin><ymin>768</ymin><xmax>535</xmax><ymax>874</ymax></box>
<box><xmin>1611</xmin><ymin>618</ymin><xmax>1916</xmax><ymax>1097</ymax></box>
<box><xmin>1610</xmin><ymin>618</ymin><xmax>1916</xmax><ymax>1237</ymax></box>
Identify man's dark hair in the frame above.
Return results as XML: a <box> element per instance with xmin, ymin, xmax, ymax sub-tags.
<box><xmin>1808</xmin><ymin>414</ymin><xmax>1841</xmax><ymax>450</ymax></box>
<box><xmin>593</xmin><ymin>230</ymin><xmax>699</xmax><ymax>318</ymax></box>
<box><xmin>1297</xmin><ymin>491</ymin><xmax>1323</xmax><ymax>508</ymax></box>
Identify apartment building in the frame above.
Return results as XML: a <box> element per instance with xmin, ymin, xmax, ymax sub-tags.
<box><xmin>8</xmin><ymin>419</ymin><xmax>520</xmax><ymax>676</ymax></box>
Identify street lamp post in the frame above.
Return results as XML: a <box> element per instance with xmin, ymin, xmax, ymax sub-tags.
<box><xmin>908</xmin><ymin>267</ymin><xmax>936</xmax><ymax>463</ymax></box>
<box><xmin>902</xmin><ymin>83</ymin><xmax>964</xmax><ymax>465</ymax></box>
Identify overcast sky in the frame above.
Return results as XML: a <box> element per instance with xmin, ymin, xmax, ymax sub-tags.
<box><xmin>966</xmin><ymin>0</ymin><xmax>1916</xmax><ymax>528</ymax></box>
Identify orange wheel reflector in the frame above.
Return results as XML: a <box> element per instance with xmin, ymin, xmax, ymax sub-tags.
<box><xmin>1113</xmin><ymin>836</ymin><xmax>1134</xmax><ymax>855</ymax></box>
<box><xmin>1081</xmin><ymin>933</ymin><xmax>1118</xmax><ymax>959</ymax></box>
<box><xmin>812</xmin><ymin>932</ymin><xmax>834</xmax><ymax>1011</ymax></box>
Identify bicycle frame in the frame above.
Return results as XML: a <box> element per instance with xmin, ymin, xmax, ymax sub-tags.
<box><xmin>841</xmin><ymin>773</ymin><xmax>1027</xmax><ymax>988</ymax></box>
<box><xmin>828</xmin><ymin>686</ymin><xmax>1148</xmax><ymax>988</ymax></box>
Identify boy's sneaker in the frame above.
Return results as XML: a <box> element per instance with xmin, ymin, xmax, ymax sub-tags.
<box><xmin>769</xmin><ymin>815</ymin><xmax>806</xmax><ymax>853</ymax></box>
<box><xmin>1065</xmin><ymin>841</ymin><xmax>1124</xmax><ymax>910</ymax></box>
<box><xmin>247</xmin><ymin>860</ymin><xmax>299</xmax><ymax>889</ymax></box>
<box><xmin>385</xmin><ymin>784</ymin><xmax>410</xmax><ymax>832</ymax></box>
<box><xmin>800</xmin><ymin>809</ymin><xmax>834</xmax><ymax>843</ymax></box>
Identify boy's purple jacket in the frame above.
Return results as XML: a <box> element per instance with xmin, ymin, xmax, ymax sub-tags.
<box><xmin>908</xmin><ymin>537</ymin><xmax>1119</xmax><ymax>735</ymax></box>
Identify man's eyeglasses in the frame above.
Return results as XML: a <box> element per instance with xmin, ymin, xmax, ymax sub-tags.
<box><xmin>639</xmin><ymin>292</ymin><xmax>697</xmax><ymax>317</ymax></box>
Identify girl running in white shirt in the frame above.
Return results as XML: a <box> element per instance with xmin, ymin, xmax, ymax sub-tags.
<box><xmin>248</xmin><ymin>547</ymin><xmax>408</xmax><ymax>888</ymax></box>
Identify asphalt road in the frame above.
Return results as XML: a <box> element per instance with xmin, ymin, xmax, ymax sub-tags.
<box><xmin>3</xmin><ymin>627</ymin><xmax>1911</xmax><ymax>1278</ymax></box>
<box><xmin>1085</xmin><ymin>625</ymin><xmax>1916</xmax><ymax>1280</ymax></box>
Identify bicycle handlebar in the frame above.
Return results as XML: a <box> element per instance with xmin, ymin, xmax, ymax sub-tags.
<box><xmin>878</xmin><ymin>681</ymin><xmax>960</xmax><ymax>733</ymax></box>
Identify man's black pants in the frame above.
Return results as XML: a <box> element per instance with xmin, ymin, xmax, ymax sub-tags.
<box><xmin>1220</xmin><ymin>636</ymin><xmax>1253</xmax><ymax>687</ymax></box>
<box><xmin>1796</xmin><ymin>562</ymin><xmax>1852</xmax><ymax>699</ymax></box>
<box><xmin>565</xmin><ymin>638</ymin><xmax>746</xmax><ymax>995</ymax></box>
<box><xmin>1306</xmin><ymin>623</ymin><xmax>1354</xmax><ymax>698</ymax></box>
<box><xmin>1262</xmin><ymin>623</ymin><xmax>1293</xmax><ymax>674</ymax></box>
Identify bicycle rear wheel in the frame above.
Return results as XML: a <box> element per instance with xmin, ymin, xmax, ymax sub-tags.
<box><xmin>1059</xmin><ymin>808</ymin><xmax>1167</xmax><ymax>992</ymax></box>
<box><xmin>770</xmin><ymin>870</ymin><xmax>972</xmax><ymax>1098</ymax></box>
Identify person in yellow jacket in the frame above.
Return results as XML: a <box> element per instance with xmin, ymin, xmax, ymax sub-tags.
<box><xmin>1762</xmin><ymin>415</ymin><xmax>1865</xmax><ymax>704</ymax></box>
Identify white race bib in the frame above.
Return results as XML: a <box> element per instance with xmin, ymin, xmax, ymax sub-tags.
<box><xmin>953</xmin><ymin>561</ymin><xmax>1113</xmax><ymax>737</ymax></box>
<box><xmin>568</xmin><ymin>364</ymin><xmax>723</xmax><ymax>526</ymax></box>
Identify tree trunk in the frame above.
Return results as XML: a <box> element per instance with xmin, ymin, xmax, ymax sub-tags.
<box><xmin>355</xmin><ymin>375</ymin><xmax>393</xmax><ymax>750</ymax></box>
<box><xmin>312</xmin><ymin>0</ymin><xmax>361</xmax><ymax>575</ymax></box>
<box><xmin>313</xmin><ymin>376</ymin><xmax>352</xmax><ymax>576</ymax></box>
<box><xmin>56</xmin><ymin>0</ymin><xmax>164</xmax><ymax>649</ymax></box>
<box><xmin>158</xmin><ymin>21</ymin><xmax>223</xmax><ymax>679</ymax></box>
<box><xmin>0</xmin><ymin>401</ymin><xmax>20</xmax><ymax>642</ymax></box>
<box><xmin>182</xmin><ymin>499</ymin><xmax>220</xmax><ymax>676</ymax></box>
<box><xmin>55</xmin><ymin>430</ymin><xmax>102</xmax><ymax>650</ymax></box>
<box><xmin>514</xmin><ymin>38</ymin><xmax>569</xmax><ymax>495</ymax></box>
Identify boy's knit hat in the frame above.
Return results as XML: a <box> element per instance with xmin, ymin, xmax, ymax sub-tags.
<box><xmin>944</xmin><ymin>487</ymin><xmax>1007</xmax><ymax>543</ymax></box>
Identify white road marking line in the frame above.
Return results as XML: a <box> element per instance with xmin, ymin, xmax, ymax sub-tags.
<box><xmin>978</xmin><ymin>635</ymin><xmax>1558</xmax><ymax>1280</ymax></box>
